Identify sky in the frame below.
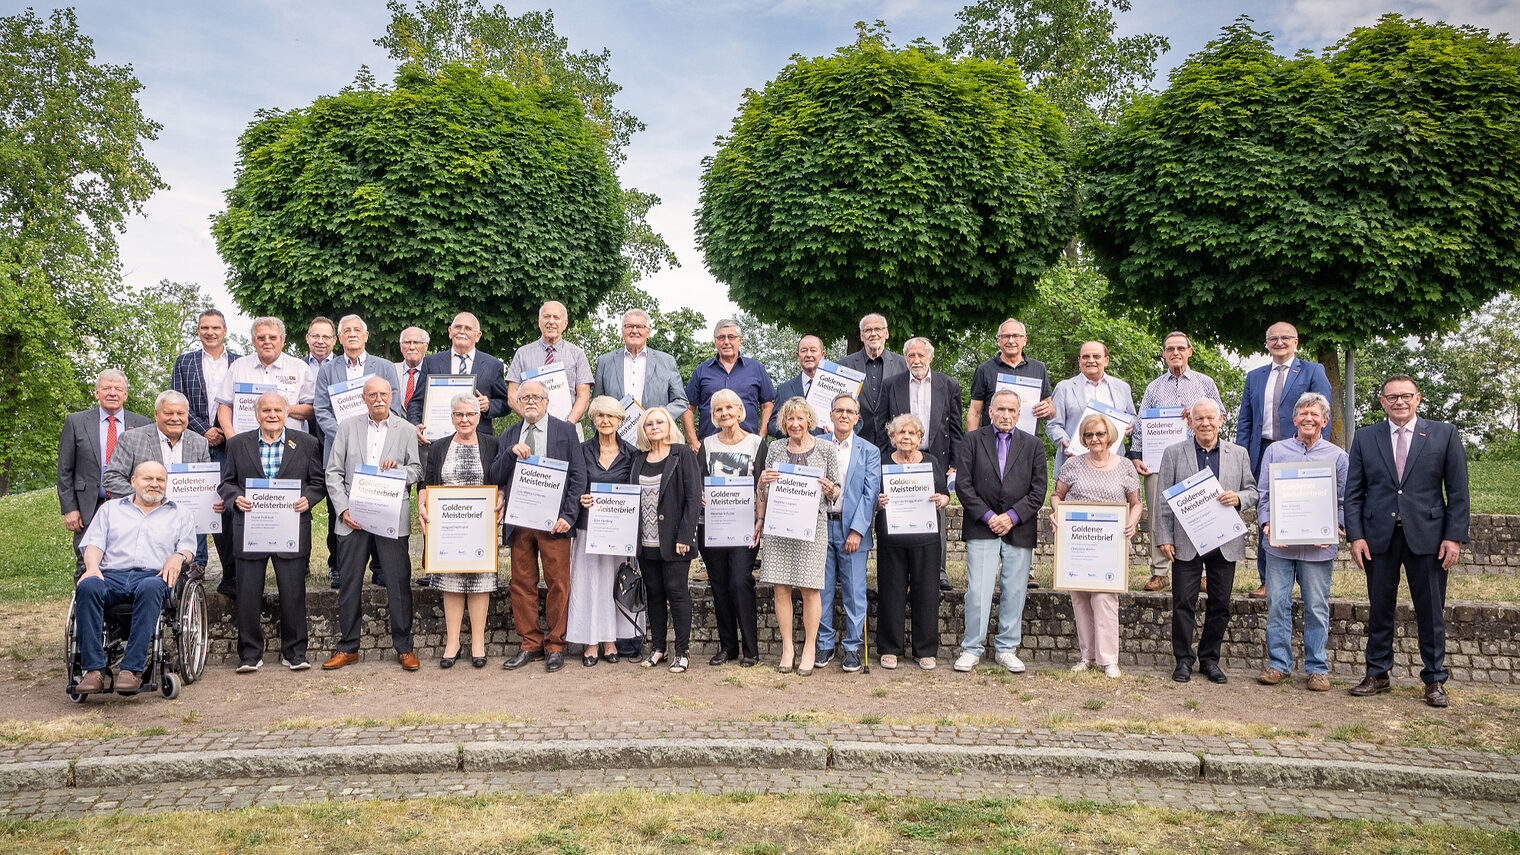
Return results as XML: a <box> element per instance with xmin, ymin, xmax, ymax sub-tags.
<box><xmin>28</xmin><ymin>0</ymin><xmax>1520</xmax><ymax>345</ymax></box>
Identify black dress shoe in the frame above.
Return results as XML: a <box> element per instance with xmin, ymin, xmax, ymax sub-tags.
<box><xmin>1027</xmin><ymin>580</ymin><xmax>1040</xmax><ymax>589</ymax></box>
<box><xmin>1425</xmin><ymin>681</ymin><xmax>1449</xmax><ymax>708</ymax></box>
<box><xmin>1348</xmin><ymin>675</ymin><xmax>1392</xmax><ymax>696</ymax></box>
<box><xmin>544</xmin><ymin>651</ymin><xmax>565</xmax><ymax>672</ymax></box>
<box><xmin>1172</xmin><ymin>664</ymin><xmax>1192</xmax><ymax>683</ymax></box>
<box><xmin>216</xmin><ymin>582</ymin><xmax>237</xmax><ymax>598</ymax></box>
<box><xmin>1200</xmin><ymin>663</ymin><xmax>1228</xmax><ymax>684</ymax></box>
<box><xmin>939</xmin><ymin>572</ymin><xmax>952</xmax><ymax>591</ymax></box>
<box><xmin>471</xmin><ymin>657</ymin><xmax>487</xmax><ymax>669</ymax></box>
<box><xmin>503</xmin><ymin>649</ymin><xmax>545</xmax><ymax>670</ymax></box>
<box><xmin>709</xmin><ymin>651</ymin><xmax>731</xmax><ymax>666</ymax></box>
<box><xmin>740</xmin><ymin>657</ymin><xmax>758</xmax><ymax>668</ymax></box>
<box><xmin>439</xmin><ymin>656</ymin><xmax>456</xmax><ymax>669</ymax></box>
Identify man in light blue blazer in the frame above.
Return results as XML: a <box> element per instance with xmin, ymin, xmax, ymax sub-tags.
<box><xmin>313</xmin><ymin>314</ymin><xmax>402</xmax><ymax>465</ymax></box>
<box><xmin>591</xmin><ymin>308</ymin><xmax>689</xmax><ymax>424</ymax></box>
<box><xmin>816</xmin><ymin>393</ymin><xmax>882</xmax><ymax>673</ymax></box>
<box><xmin>1046</xmin><ymin>341</ymin><xmax>1137</xmax><ymax>475</ymax></box>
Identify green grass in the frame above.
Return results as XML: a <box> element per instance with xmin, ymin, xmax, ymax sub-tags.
<box><xmin>1469</xmin><ymin>461</ymin><xmax>1520</xmax><ymax>515</ymax></box>
<box><xmin>0</xmin><ymin>490</ymin><xmax>76</xmax><ymax>603</ymax></box>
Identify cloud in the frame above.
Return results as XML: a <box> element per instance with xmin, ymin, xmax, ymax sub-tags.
<box><xmin>1279</xmin><ymin>0</ymin><xmax>1519</xmax><ymax>49</ymax></box>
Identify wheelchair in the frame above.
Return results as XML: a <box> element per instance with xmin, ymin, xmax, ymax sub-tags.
<box><xmin>64</xmin><ymin>567</ymin><xmax>208</xmax><ymax>702</ymax></box>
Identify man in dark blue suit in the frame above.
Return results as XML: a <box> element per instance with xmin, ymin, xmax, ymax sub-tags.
<box><xmin>1345</xmin><ymin>375</ymin><xmax>1469</xmax><ymax>707</ymax></box>
<box><xmin>170</xmin><ymin>309</ymin><xmax>241</xmax><ymax>572</ymax></box>
<box><xmin>1235</xmin><ymin>322</ymin><xmax>1332</xmax><ymax>594</ymax></box>
<box><xmin>406</xmin><ymin>312</ymin><xmax>511</xmax><ymax>439</ymax></box>
<box><xmin>770</xmin><ymin>335</ymin><xmax>829</xmax><ymax>438</ymax></box>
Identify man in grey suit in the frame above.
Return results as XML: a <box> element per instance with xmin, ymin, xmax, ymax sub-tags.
<box><xmin>1046</xmin><ymin>341</ymin><xmax>1137</xmax><ymax>475</ymax></box>
<box><xmin>1156</xmin><ymin>398</ymin><xmax>1258</xmax><ymax>685</ymax></box>
<box><xmin>322</xmin><ymin>377</ymin><xmax>424</xmax><ymax>672</ymax></box>
<box><xmin>837</xmin><ymin>314</ymin><xmax>907</xmax><ymax>450</ymax></box>
<box><xmin>592</xmin><ymin>308</ymin><xmax>689</xmax><ymax>424</ymax></box>
<box><xmin>58</xmin><ymin>369</ymin><xmax>151</xmax><ymax>574</ymax></box>
<box><xmin>769</xmin><ymin>335</ymin><xmax>829</xmax><ymax>438</ymax></box>
<box><xmin>1346</xmin><ymin>375</ymin><xmax>1470</xmax><ymax>707</ymax></box>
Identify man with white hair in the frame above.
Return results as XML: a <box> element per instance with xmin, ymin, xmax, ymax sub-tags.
<box><xmin>507</xmin><ymin>300</ymin><xmax>593</xmax><ymax>424</ymax></box>
<box><xmin>103</xmin><ymin>391</ymin><xmax>214</xmax><ymax>496</ymax></box>
<box><xmin>592</xmin><ymin>308</ymin><xmax>688</xmax><ymax>423</ymax></box>
<box><xmin>58</xmin><ymin>369</ymin><xmax>151</xmax><ymax>575</ymax></box>
<box><xmin>838</xmin><ymin>313</ymin><xmax>907</xmax><ymax>449</ymax></box>
<box><xmin>394</xmin><ymin>326</ymin><xmax>430</xmax><ymax>414</ymax></box>
<box><xmin>882</xmin><ymin>336</ymin><xmax>963</xmax><ymax>589</ymax></box>
<box><xmin>215</xmin><ymin>316</ymin><xmax>317</xmax><ymax>437</ymax></box>
<box><xmin>405</xmin><ymin>311</ymin><xmax>510</xmax><ymax>438</ymax></box>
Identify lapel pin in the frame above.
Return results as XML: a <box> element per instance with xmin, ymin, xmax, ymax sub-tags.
<box><xmin>287</xmin><ymin>440</ymin><xmax>296</xmax><ymax>449</ymax></box>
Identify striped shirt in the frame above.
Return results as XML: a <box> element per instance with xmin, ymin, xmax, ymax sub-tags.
<box><xmin>1133</xmin><ymin>369</ymin><xmax>1223</xmax><ymax>456</ymax></box>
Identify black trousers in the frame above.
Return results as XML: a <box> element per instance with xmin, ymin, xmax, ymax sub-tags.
<box><xmin>336</xmin><ymin>531</ymin><xmax>414</xmax><ymax>654</ymax></box>
<box><xmin>639</xmin><ymin>547</ymin><xmax>692</xmax><ymax>658</ymax></box>
<box><xmin>1253</xmin><ymin>437</ymin><xmax>1273</xmax><ymax>585</ymax></box>
<box><xmin>235</xmin><ymin>554</ymin><xmax>307</xmax><ymax>665</ymax></box>
<box><xmin>1171</xmin><ymin>549</ymin><xmax>1235</xmax><ymax>668</ymax></box>
<box><xmin>700</xmin><ymin>544</ymin><xmax>758</xmax><ymax>660</ymax></box>
<box><xmin>1365</xmin><ymin>525</ymin><xmax>1448</xmax><ymax>684</ymax></box>
<box><xmin>877</xmin><ymin>540</ymin><xmax>940</xmax><ymax>659</ymax></box>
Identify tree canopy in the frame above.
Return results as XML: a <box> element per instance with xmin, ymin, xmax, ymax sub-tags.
<box><xmin>1080</xmin><ymin>15</ymin><xmax>1520</xmax><ymax>356</ymax></box>
<box><xmin>696</xmin><ymin>27</ymin><xmax>1076</xmax><ymax>348</ymax></box>
<box><xmin>212</xmin><ymin>64</ymin><xmax>627</xmax><ymax>357</ymax></box>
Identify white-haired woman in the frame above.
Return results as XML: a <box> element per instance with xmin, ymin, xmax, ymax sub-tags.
<box><xmin>629</xmin><ymin>406</ymin><xmax>702</xmax><ymax>673</ymax></box>
<box><xmin>698</xmin><ymin>388</ymin><xmax>765</xmax><ymax>667</ymax></box>
<box><xmin>568</xmin><ymin>395</ymin><xmax>638</xmax><ymax>666</ymax></box>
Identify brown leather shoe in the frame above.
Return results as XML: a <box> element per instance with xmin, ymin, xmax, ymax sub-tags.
<box><xmin>114</xmin><ymin>670</ymin><xmax>142</xmax><ymax>694</ymax></box>
<box><xmin>1256</xmin><ymin>667</ymin><xmax>1286</xmax><ymax>685</ymax></box>
<box><xmin>1348</xmin><ymin>675</ymin><xmax>1391</xmax><ymax>696</ymax></box>
<box><xmin>1249</xmin><ymin>585</ymin><xmax>1266</xmax><ymax>598</ymax></box>
<box><xmin>1143</xmin><ymin>574</ymin><xmax>1165</xmax><ymax>591</ymax></box>
<box><xmin>1307</xmin><ymin>673</ymin><xmax>1331</xmax><ymax>692</ymax></box>
<box><xmin>398</xmin><ymin>652</ymin><xmax>420</xmax><ymax>671</ymax></box>
<box><xmin>74</xmin><ymin>670</ymin><xmax>107</xmax><ymax>694</ymax></box>
<box><xmin>1424</xmin><ymin>681</ymin><xmax>1449</xmax><ymax>708</ymax></box>
<box><xmin>322</xmin><ymin>651</ymin><xmax>359</xmax><ymax>670</ymax></box>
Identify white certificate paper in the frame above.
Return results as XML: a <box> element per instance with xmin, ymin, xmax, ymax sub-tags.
<box><xmin>616</xmin><ymin>394</ymin><xmax>645</xmax><ymax>445</ymax></box>
<box><xmin>994</xmin><ymin>373</ymin><xmax>1043</xmax><ymax>435</ymax></box>
<box><xmin>585</xmin><ymin>482</ymin><xmax>640</xmax><ymax>556</ymax></box>
<box><xmin>1069</xmin><ymin>399</ymin><xmax>1134</xmax><ymax>458</ymax></box>
<box><xmin>166</xmin><ymin>462</ymin><xmax>222</xmax><ymax>535</ymax></box>
<box><xmin>243</xmin><ymin>478</ymin><xmax>301</xmax><ymax>553</ymax></box>
<box><xmin>882</xmin><ymin>463</ymin><xmax>937</xmax><ymax>535</ymax></box>
<box><xmin>522</xmin><ymin>363</ymin><xmax>573</xmax><ymax>420</ymax></box>
<box><xmin>763</xmin><ymin>462</ymin><xmax>822</xmax><ymax>540</ymax></box>
<box><xmin>704</xmin><ymin>476</ymin><xmax>755</xmax><ymax>547</ymax></box>
<box><xmin>423</xmin><ymin>485</ymin><xmax>498</xmax><ymax>573</ymax></box>
<box><xmin>1162</xmin><ymin>468</ymin><xmax>1248</xmax><ymax>556</ymax></box>
<box><xmin>805</xmin><ymin>360</ymin><xmax>865</xmax><ymax>429</ymax></box>
<box><xmin>1140</xmin><ymin>407</ymin><xmax>1188</xmax><ymax>472</ymax></box>
<box><xmin>327</xmin><ymin>375</ymin><xmax>373</xmax><ymax>426</ymax></box>
<box><xmin>231</xmin><ymin>382</ymin><xmax>276</xmax><ymax>435</ymax></box>
<box><xmin>423</xmin><ymin>374</ymin><xmax>475</xmax><ymax>441</ymax></box>
<box><xmin>504</xmin><ymin>455</ymin><xmax>569</xmax><ymax>532</ymax></box>
<box><xmin>1053</xmin><ymin>503</ymin><xmax>1129</xmax><ymax>593</ymax></box>
<box><xmin>1268</xmin><ymin>461</ymin><xmax>1339</xmax><ymax>546</ymax></box>
<box><xmin>347</xmin><ymin>465</ymin><xmax>408</xmax><ymax>538</ymax></box>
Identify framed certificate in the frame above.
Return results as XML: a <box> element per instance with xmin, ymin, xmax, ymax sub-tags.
<box><xmin>423</xmin><ymin>485</ymin><xmax>499</xmax><ymax>573</ymax></box>
<box><xmin>1053</xmin><ymin>502</ymin><xmax>1129</xmax><ymax>593</ymax></box>
<box><xmin>1268</xmin><ymin>460</ymin><xmax>1339</xmax><ymax>546</ymax></box>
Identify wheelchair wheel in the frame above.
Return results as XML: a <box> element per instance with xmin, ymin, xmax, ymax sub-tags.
<box><xmin>64</xmin><ymin>596</ymin><xmax>86</xmax><ymax>703</ymax></box>
<box><xmin>161</xmin><ymin>672</ymin><xmax>180</xmax><ymax>700</ymax></box>
<box><xmin>176</xmin><ymin>581</ymin><xmax>207</xmax><ymax>685</ymax></box>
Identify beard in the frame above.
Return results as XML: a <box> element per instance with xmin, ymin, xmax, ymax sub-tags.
<box><xmin>139</xmin><ymin>488</ymin><xmax>167</xmax><ymax>506</ymax></box>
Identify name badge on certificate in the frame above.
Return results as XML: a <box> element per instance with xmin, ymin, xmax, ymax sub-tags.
<box><xmin>763</xmin><ymin>462</ymin><xmax>822</xmax><ymax>540</ymax></box>
<box><xmin>1140</xmin><ymin>407</ymin><xmax>1187</xmax><ymax>472</ymax></box>
<box><xmin>504</xmin><ymin>455</ymin><xmax>569</xmax><ymax>532</ymax></box>
<box><xmin>232</xmin><ymin>382</ymin><xmax>276</xmax><ymax>435</ymax></box>
<box><xmin>1069</xmin><ymin>399</ymin><xmax>1134</xmax><ymax>458</ymax></box>
<box><xmin>616</xmin><ymin>394</ymin><xmax>645</xmax><ymax>445</ymax></box>
<box><xmin>1162</xmin><ymin>468</ymin><xmax>1248</xmax><ymax>555</ymax></box>
<box><xmin>586</xmin><ymin>482</ymin><xmax>640</xmax><ymax>556</ymax></box>
<box><xmin>882</xmin><ymin>463</ymin><xmax>937</xmax><ymax>535</ymax></box>
<box><xmin>423</xmin><ymin>485</ymin><xmax>498</xmax><ymax>574</ymax></box>
<box><xmin>522</xmin><ymin>363</ymin><xmax>573</xmax><ymax>420</ymax></box>
<box><xmin>994</xmin><ymin>373</ymin><xmax>1043</xmax><ymax>435</ymax></box>
<box><xmin>1053</xmin><ymin>503</ymin><xmax>1129</xmax><ymax>593</ymax></box>
<box><xmin>243</xmin><ymin>478</ymin><xmax>301</xmax><ymax>553</ymax></box>
<box><xmin>805</xmin><ymin>360</ymin><xmax>865</xmax><ymax>429</ymax></box>
<box><xmin>166</xmin><ymin>462</ymin><xmax>222</xmax><ymax>535</ymax></box>
<box><xmin>327</xmin><ymin>375</ymin><xmax>374</xmax><ymax>427</ymax></box>
<box><xmin>1268</xmin><ymin>460</ymin><xmax>1338</xmax><ymax>546</ymax></box>
<box><xmin>423</xmin><ymin>374</ymin><xmax>475</xmax><ymax>441</ymax></box>
<box><xmin>704</xmin><ymin>476</ymin><xmax>755</xmax><ymax>547</ymax></box>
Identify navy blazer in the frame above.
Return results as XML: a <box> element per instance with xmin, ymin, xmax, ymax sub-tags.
<box><xmin>769</xmin><ymin>372</ymin><xmax>830</xmax><ymax>439</ymax></box>
<box><xmin>955</xmin><ymin>426</ymin><xmax>1047</xmax><ymax>548</ymax></box>
<box><xmin>218</xmin><ymin>429</ymin><xmax>326</xmax><ymax>558</ymax></box>
<box><xmin>1235</xmin><ymin>357</ymin><xmax>1333</xmax><ymax>473</ymax></box>
<box><xmin>490</xmin><ymin>415</ymin><xmax>587</xmax><ymax>544</ymax></box>
<box><xmin>171</xmin><ymin>348</ymin><xmax>242</xmax><ymax>438</ymax></box>
<box><xmin>405</xmin><ymin>349</ymin><xmax>511</xmax><ymax>436</ymax></box>
<box><xmin>881</xmin><ymin>370</ymin><xmax>963</xmax><ymax>467</ymax></box>
<box><xmin>627</xmin><ymin>444</ymin><xmax>703</xmax><ymax>561</ymax></box>
<box><xmin>1345</xmin><ymin>418</ymin><xmax>1470</xmax><ymax>555</ymax></box>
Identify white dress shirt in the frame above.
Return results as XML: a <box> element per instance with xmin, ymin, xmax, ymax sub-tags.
<box><xmin>829</xmin><ymin>433</ymin><xmax>854</xmax><ymax>514</ymax></box>
<box><xmin>157</xmin><ymin>429</ymin><xmax>185</xmax><ymax>466</ymax></box>
<box><xmin>909</xmin><ymin>373</ymin><xmax>933</xmax><ymax>450</ymax></box>
<box><xmin>1082</xmin><ymin>375</ymin><xmax>1116</xmax><ymax>406</ymax></box>
<box><xmin>201</xmin><ymin>349</ymin><xmax>231</xmax><ymax>423</ymax></box>
<box><xmin>623</xmin><ymin>347</ymin><xmax>647</xmax><ymax>403</ymax></box>
<box><xmin>365</xmin><ymin>417</ymin><xmax>388</xmax><ymax>466</ymax></box>
<box><xmin>344</xmin><ymin>352</ymin><xmax>369</xmax><ymax>381</ymax></box>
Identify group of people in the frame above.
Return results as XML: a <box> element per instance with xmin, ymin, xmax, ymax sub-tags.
<box><xmin>60</xmin><ymin>306</ymin><xmax>1469</xmax><ymax>708</ymax></box>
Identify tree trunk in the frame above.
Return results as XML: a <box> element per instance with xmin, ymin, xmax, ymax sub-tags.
<box><xmin>845</xmin><ymin>330</ymin><xmax>863</xmax><ymax>357</ymax></box>
<box><xmin>1318</xmin><ymin>343</ymin><xmax>1347</xmax><ymax>448</ymax></box>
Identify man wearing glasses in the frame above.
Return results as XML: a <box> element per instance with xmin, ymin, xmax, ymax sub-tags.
<box><xmin>1235</xmin><ymin>322</ymin><xmax>1332</xmax><ymax>596</ymax></box>
<box><xmin>592</xmin><ymin>308</ymin><xmax>689</xmax><ymax>424</ymax></box>
<box><xmin>839</xmin><ymin>314</ymin><xmax>908</xmax><ymax>450</ymax></box>
<box><xmin>683</xmin><ymin>319</ymin><xmax>776</xmax><ymax>452</ymax></box>
<box><xmin>966</xmin><ymin>319</ymin><xmax>1054</xmax><ymax>433</ymax></box>
<box><xmin>405</xmin><ymin>312</ymin><xmax>511</xmax><ymax>438</ymax></box>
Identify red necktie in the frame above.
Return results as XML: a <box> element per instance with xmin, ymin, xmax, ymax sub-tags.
<box><xmin>545</xmin><ymin>344</ymin><xmax>555</xmax><ymax>365</ymax></box>
<box><xmin>105</xmin><ymin>415</ymin><xmax>118</xmax><ymax>463</ymax></box>
<box><xmin>404</xmin><ymin>368</ymin><xmax>417</xmax><ymax>407</ymax></box>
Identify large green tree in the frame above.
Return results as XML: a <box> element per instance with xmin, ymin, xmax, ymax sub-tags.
<box><xmin>697</xmin><ymin>26</ymin><xmax>1076</xmax><ymax>349</ymax></box>
<box><xmin>0</xmin><ymin>8</ymin><xmax>172</xmax><ymax>494</ymax></box>
<box><xmin>212</xmin><ymin>65</ymin><xmax>627</xmax><ymax>357</ymax></box>
<box><xmin>1081</xmin><ymin>16</ymin><xmax>1520</xmax><ymax>437</ymax></box>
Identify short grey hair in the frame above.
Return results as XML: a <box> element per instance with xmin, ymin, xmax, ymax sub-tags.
<box><xmin>859</xmin><ymin>313</ymin><xmax>887</xmax><ymax>333</ymax></box>
<box><xmin>709</xmin><ymin>388</ymin><xmax>746</xmax><ymax>423</ymax></box>
<box><xmin>1294</xmin><ymin>392</ymin><xmax>1331</xmax><ymax>420</ymax></box>
<box><xmin>903</xmin><ymin>337</ymin><xmax>934</xmax><ymax>358</ymax></box>
<box><xmin>622</xmin><ymin>308</ymin><xmax>651</xmax><ymax>327</ymax></box>
<box><xmin>251</xmin><ymin>316</ymin><xmax>286</xmax><ymax>338</ymax></box>
<box><xmin>713</xmin><ymin>318</ymin><xmax>741</xmax><ymax>337</ymax></box>
<box><xmin>336</xmin><ymin>314</ymin><xmax>367</xmax><ymax>332</ymax></box>
<box><xmin>450</xmin><ymin>391</ymin><xmax>479</xmax><ymax>413</ymax></box>
<box><xmin>1190</xmin><ymin>397</ymin><xmax>1222</xmax><ymax>418</ymax></box>
<box><xmin>95</xmin><ymin>369</ymin><xmax>128</xmax><ymax>388</ymax></box>
<box><xmin>400</xmin><ymin>326</ymin><xmax>429</xmax><ymax>345</ymax></box>
<box><xmin>587</xmin><ymin>394</ymin><xmax>625</xmax><ymax>421</ymax></box>
<box><xmin>990</xmin><ymin>389</ymin><xmax>1021</xmax><ymax>411</ymax></box>
<box><xmin>154</xmin><ymin>390</ymin><xmax>189</xmax><ymax>412</ymax></box>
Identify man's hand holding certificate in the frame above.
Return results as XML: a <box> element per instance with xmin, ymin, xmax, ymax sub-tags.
<box><xmin>241</xmin><ymin>478</ymin><xmax>303</xmax><ymax>553</ymax></box>
<box><xmin>1267</xmin><ymin>461</ymin><xmax>1339</xmax><ymax>547</ymax></box>
<box><xmin>804</xmin><ymin>360</ymin><xmax>864</xmax><ymax>428</ymax></box>
<box><xmin>1162</xmin><ymin>468</ymin><xmax>1248</xmax><ymax>556</ymax></box>
<box><xmin>1139</xmin><ymin>407</ymin><xmax>1187</xmax><ymax>473</ymax></box>
<box><xmin>504</xmin><ymin>455</ymin><xmax>570</xmax><ymax>532</ymax></box>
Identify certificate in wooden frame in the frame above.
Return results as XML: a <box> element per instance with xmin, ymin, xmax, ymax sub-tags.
<box><xmin>423</xmin><ymin>485</ymin><xmax>499</xmax><ymax>574</ymax></box>
<box><xmin>1052</xmin><ymin>502</ymin><xmax>1130</xmax><ymax>593</ymax></box>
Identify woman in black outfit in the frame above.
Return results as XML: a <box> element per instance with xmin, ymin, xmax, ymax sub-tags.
<box><xmin>696</xmin><ymin>388</ymin><xmax>765</xmax><ymax>667</ymax></box>
<box><xmin>874</xmin><ymin>413</ymin><xmax>951</xmax><ymax>670</ymax></box>
<box><xmin>629</xmin><ymin>406</ymin><xmax>702</xmax><ymax>673</ymax></box>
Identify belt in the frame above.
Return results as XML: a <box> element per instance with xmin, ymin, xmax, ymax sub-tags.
<box><xmin>826</xmin><ymin>512</ymin><xmax>843</xmax><ymax>521</ymax></box>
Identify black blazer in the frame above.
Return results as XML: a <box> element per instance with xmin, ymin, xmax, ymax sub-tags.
<box><xmin>881</xmin><ymin>370</ymin><xmax>963</xmax><ymax>466</ymax></box>
<box><xmin>1346</xmin><ymin>418</ymin><xmax>1470</xmax><ymax>555</ymax></box>
<box><xmin>490</xmin><ymin>415</ymin><xmax>586</xmax><ymax>543</ymax></box>
<box><xmin>628</xmin><ymin>443</ymin><xmax>702</xmax><ymax>561</ymax></box>
<box><xmin>955</xmin><ymin>426</ymin><xmax>1047</xmax><ymax>548</ymax></box>
<box><xmin>576</xmin><ymin>436</ymin><xmax>636</xmax><ymax>531</ymax></box>
<box><xmin>838</xmin><ymin>348</ymin><xmax>908</xmax><ymax>449</ymax></box>
<box><xmin>218</xmin><ymin>429</ymin><xmax>326</xmax><ymax>558</ymax></box>
<box><xmin>424</xmin><ymin>433</ymin><xmax>500</xmax><ymax>488</ymax></box>
<box><xmin>405</xmin><ymin>349</ymin><xmax>511</xmax><ymax>435</ymax></box>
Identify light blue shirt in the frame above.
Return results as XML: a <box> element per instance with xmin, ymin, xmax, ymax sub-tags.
<box><xmin>80</xmin><ymin>496</ymin><xmax>196</xmax><ymax>572</ymax></box>
<box><xmin>1258</xmin><ymin>436</ymin><xmax>1349</xmax><ymax>562</ymax></box>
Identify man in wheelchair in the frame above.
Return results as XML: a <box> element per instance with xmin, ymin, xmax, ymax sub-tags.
<box><xmin>73</xmin><ymin>460</ymin><xmax>196</xmax><ymax>695</ymax></box>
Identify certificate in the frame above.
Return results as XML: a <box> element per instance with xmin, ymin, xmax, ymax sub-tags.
<box><xmin>231</xmin><ymin>382</ymin><xmax>276</xmax><ymax>435</ymax></box>
<box><xmin>805</xmin><ymin>360</ymin><xmax>865</xmax><ymax>429</ymax></box>
<box><xmin>522</xmin><ymin>363</ymin><xmax>573</xmax><ymax>420</ymax></box>
<box><xmin>1068</xmin><ymin>399</ymin><xmax>1134</xmax><ymax>458</ymax></box>
<box><xmin>704</xmin><ymin>476</ymin><xmax>755</xmax><ymax>547</ymax></box>
<box><xmin>423</xmin><ymin>374</ymin><xmax>475</xmax><ymax>441</ymax></box>
<box><xmin>1268</xmin><ymin>461</ymin><xmax>1339</xmax><ymax>546</ymax></box>
<box><xmin>882</xmin><ymin>463</ymin><xmax>937</xmax><ymax>535</ymax></box>
<box><xmin>1161</xmin><ymin>468</ymin><xmax>1248</xmax><ymax>556</ymax></box>
<box><xmin>994</xmin><ymin>373</ymin><xmax>1042</xmax><ymax>435</ymax></box>
<box><xmin>423</xmin><ymin>485</ymin><xmax>498</xmax><ymax>574</ymax></box>
<box><xmin>243</xmin><ymin>478</ymin><xmax>301</xmax><ymax>553</ymax></box>
<box><xmin>616</xmin><ymin>394</ymin><xmax>645</xmax><ymax>445</ymax></box>
<box><xmin>504</xmin><ymin>455</ymin><xmax>569</xmax><ymax>532</ymax></box>
<box><xmin>1139</xmin><ymin>407</ymin><xmax>1187</xmax><ymax>472</ymax></box>
<box><xmin>585</xmin><ymin>482</ymin><xmax>640</xmax><ymax>556</ymax></box>
<box><xmin>763</xmin><ymin>462</ymin><xmax>822</xmax><ymax>540</ymax></box>
<box><xmin>347</xmin><ymin>465</ymin><xmax>408</xmax><ymax>538</ymax></box>
<box><xmin>166</xmin><ymin>463</ymin><xmax>222</xmax><ymax>535</ymax></box>
<box><xmin>1053</xmin><ymin>502</ymin><xmax>1129</xmax><ymax>593</ymax></box>
<box><xmin>327</xmin><ymin>375</ymin><xmax>373</xmax><ymax>427</ymax></box>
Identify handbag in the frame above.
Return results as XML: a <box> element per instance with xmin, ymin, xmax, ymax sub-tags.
<box><xmin>613</xmin><ymin>559</ymin><xmax>646</xmax><ymax>626</ymax></box>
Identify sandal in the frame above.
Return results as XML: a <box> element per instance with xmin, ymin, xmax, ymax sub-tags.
<box><xmin>582</xmin><ymin>652</ymin><xmax>598</xmax><ymax>667</ymax></box>
<box><xmin>668</xmin><ymin>656</ymin><xmax>689</xmax><ymax>674</ymax></box>
<box><xmin>641</xmin><ymin>650</ymin><xmax>665</xmax><ymax>668</ymax></box>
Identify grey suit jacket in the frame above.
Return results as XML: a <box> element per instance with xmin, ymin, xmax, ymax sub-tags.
<box><xmin>313</xmin><ymin>355</ymin><xmax>403</xmax><ymax>457</ymax></box>
<box><xmin>1046</xmin><ymin>374</ymin><xmax>1138</xmax><ymax>470</ymax></box>
<box><xmin>591</xmin><ymin>346</ymin><xmax>688</xmax><ymax>423</ymax></box>
<box><xmin>324</xmin><ymin>413</ymin><xmax>423</xmax><ymax>537</ymax></box>
<box><xmin>102</xmin><ymin>425</ymin><xmax>212</xmax><ymax>497</ymax></box>
<box><xmin>57</xmin><ymin>407</ymin><xmax>151</xmax><ymax>523</ymax></box>
<box><xmin>1155</xmin><ymin>440</ymin><xmax>1259</xmax><ymax>562</ymax></box>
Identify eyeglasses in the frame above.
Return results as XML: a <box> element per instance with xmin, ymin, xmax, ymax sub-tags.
<box><xmin>1381</xmin><ymin>392</ymin><xmax>1417</xmax><ymax>403</ymax></box>
<box><xmin>861</xmin><ymin>326</ymin><xmax>886</xmax><ymax>334</ymax></box>
<box><xmin>1266</xmin><ymin>335</ymin><xmax>1298</xmax><ymax>344</ymax></box>
<box><xmin>714</xmin><ymin>334</ymin><xmax>740</xmax><ymax>342</ymax></box>
<box><xmin>1081</xmin><ymin>431</ymin><xmax>1108</xmax><ymax>440</ymax></box>
<box><xmin>622</xmin><ymin>323</ymin><xmax>649</xmax><ymax>330</ymax></box>
<box><xmin>1163</xmin><ymin>345</ymin><xmax>1190</xmax><ymax>353</ymax></box>
<box><xmin>519</xmin><ymin>395</ymin><xmax>546</xmax><ymax>403</ymax></box>
<box><xmin>592</xmin><ymin>413</ymin><xmax>622</xmax><ymax>421</ymax></box>
<box><xmin>832</xmin><ymin>408</ymin><xmax>859</xmax><ymax>415</ymax></box>
<box><xmin>451</xmin><ymin>411</ymin><xmax>479</xmax><ymax>419</ymax></box>
<box><xmin>997</xmin><ymin>333</ymin><xmax>1027</xmax><ymax>341</ymax></box>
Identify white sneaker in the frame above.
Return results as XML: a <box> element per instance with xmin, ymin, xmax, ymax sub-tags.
<box><xmin>281</xmin><ymin>657</ymin><xmax>311</xmax><ymax>671</ymax></box>
<box><xmin>1070</xmin><ymin>660</ymin><xmax>1091</xmax><ymax>672</ymax></box>
<box><xmin>879</xmin><ymin>654</ymin><xmax>898</xmax><ymax>670</ymax></box>
<box><xmin>1104</xmin><ymin>664</ymin><xmax>1122</xmax><ymax>679</ymax></box>
<box><xmin>918</xmin><ymin>657</ymin><xmax>936</xmax><ymax>670</ymax></box>
<box><xmin>994</xmin><ymin>652</ymin><xmax>1026</xmax><ymax>673</ymax></box>
<box><xmin>235</xmin><ymin>659</ymin><xmax>262</xmax><ymax>674</ymax></box>
<box><xmin>953</xmin><ymin>652</ymin><xmax>980</xmax><ymax>672</ymax></box>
